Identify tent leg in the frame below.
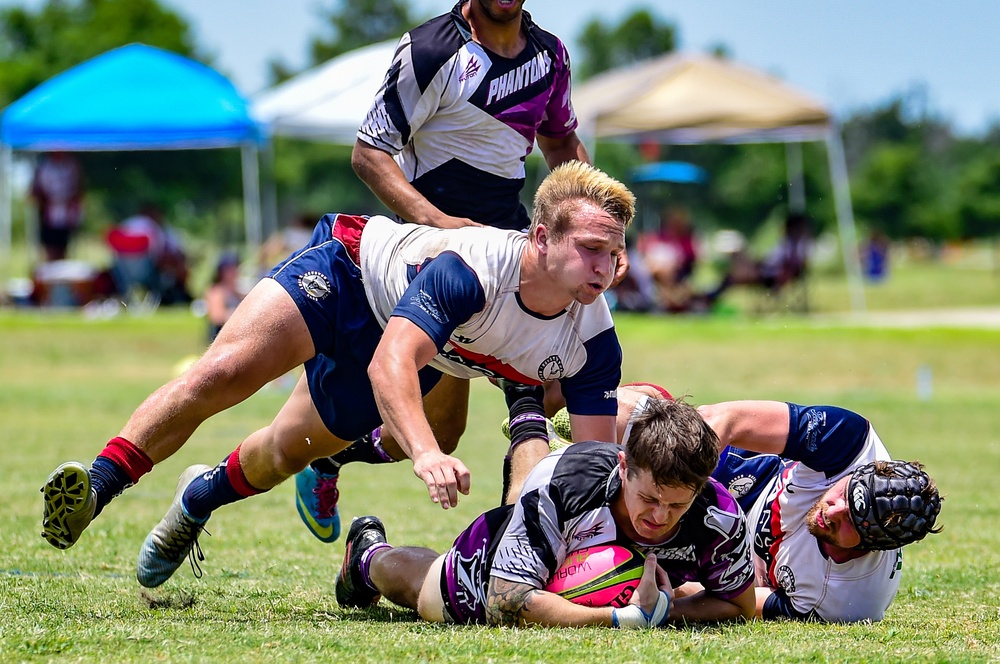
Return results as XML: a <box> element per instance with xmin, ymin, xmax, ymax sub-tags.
<box><xmin>785</xmin><ymin>141</ymin><xmax>805</xmax><ymax>213</ymax></box>
<box><xmin>241</xmin><ymin>143</ymin><xmax>262</xmax><ymax>267</ymax></box>
<box><xmin>825</xmin><ymin>127</ymin><xmax>866</xmax><ymax>312</ymax></box>
<box><xmin>0</xmin><ymin>146</ymin><xmax>11</xmax><ymax>272</ymax></box>
<box><xmin>261</xmin><ymin>140</ymin><xmax>278</xmax><ymax>243</ymax></box>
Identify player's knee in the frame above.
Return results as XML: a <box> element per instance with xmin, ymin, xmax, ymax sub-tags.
<box><xmin>258</xmin><ymin>423</ymin><xmax>317</xmax><ymax>477</ymax></box>
<box><xmin>434</xmin><ymin>420</ymin><xmax>466</xmax><ymax>454</ymax></box>
<box><xmin>416</xmin><ymin>555</ymin><xmax>449</xmax><ymax>623</ymax></box>
<box><xmin>265</xmin><ymin>438</ymin><xmax>311</xmax><ymax>477</ymax></box>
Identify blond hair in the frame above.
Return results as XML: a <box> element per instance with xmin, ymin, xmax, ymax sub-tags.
<box><xmin>529</xmin><ymin>161</ymin><xmax>635</xmax><ymax>239</ymax></box>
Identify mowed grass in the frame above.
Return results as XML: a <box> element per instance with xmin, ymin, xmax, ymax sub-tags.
<box><xmin>1</xmin><ymin>307</ymin><xmax>999</xmax><ymax>663</ymax></box>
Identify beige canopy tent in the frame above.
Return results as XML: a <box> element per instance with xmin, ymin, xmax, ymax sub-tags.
<box><xmin>573</xmin><ymin>53</ymin><xmax>865</xmax><ymax>310</ymax></box>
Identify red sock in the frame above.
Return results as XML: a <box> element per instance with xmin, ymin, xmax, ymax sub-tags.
<box><xmin>97</xmin><ymin>436</ymin><xmax>154</xmax><ymax>484</ymax></box>
<box><xmin>226</xmin><ymin>444</ymin><xmax>265</xmax><ymax>497</ymax></box>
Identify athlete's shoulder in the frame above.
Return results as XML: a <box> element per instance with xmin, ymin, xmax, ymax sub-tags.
<box><xmin>405</xmin><ymin>11</ymin><xmax>468</xmax><ymax>89</ymax></box>
<box><xmin>536</xmin><ymin>442</ymin><xmax>619</xmax><ymax>498</ymax></box>
<box><xmin>692</xmin><ymin>478</ymin><xmax>746</xmax><ymax>534</ymax></box>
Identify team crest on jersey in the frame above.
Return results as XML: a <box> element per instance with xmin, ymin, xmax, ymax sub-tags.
<box><xmin>459</xmin><ymin>56</ymin><xmax>481</xmax><ymax>82</ymax></box>
<box><xmin>775</xmin><ymin>564</ymin><xmax>796</xmax><ymax>592</ymax></box>
<box><xmin>728</xmin><ymin>475</ymin><xmax>756</xmax><ymax>498</ymax></box>
<box><xmin>299</xmin><ymin>271</ymin><xmax>331</xmax><ymax>301</ymax></box>
<box><xmin>572</xmin><ymin>524</ymin><xmax>605</xmax><ymax>542</ymax></box>
<box><xmin>537</xmin><ymin>355</ymin><xmax>564</xmax><ymax>381</ymax></box>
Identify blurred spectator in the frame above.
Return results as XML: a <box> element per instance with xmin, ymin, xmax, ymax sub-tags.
<box><xmin>31</xmin><ymin>152</ymin><xmax>84</xmax><ymax>261</ymax></box>
<box><xmin>636</xmin><ymin>206</ymin><xmax>701</xmax><ymax>312</ymax></box>
<box><xmin>862</xmin><ymin>230</ymin><xmax>891</xmax><ymax>282</ymax></box>
<box><xmin>608</xmin><ymin>248</ymin><xmax>658</xmax><ymax>312</ymax></box>
<box><xmin>708</xmin><ymin>212</ymin><xmax>813</xmax><ymax>302</ymax></box>
<box><xmin>107</xmin><ymin>203</ymin><xmax>192</xmax><ymax>306</ymax></box>
<box><xmin>258</xmin><ymin>213</ymin><xmax>315</xmax><ymax>274</ymax></box>
<box><xmin>205</xmin><ymin>253</ymin><xmax>245</xmax><ymax>342</ymax></box>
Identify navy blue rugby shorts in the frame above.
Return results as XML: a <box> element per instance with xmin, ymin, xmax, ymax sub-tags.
<box><xmin>267</xmin><ymin>213</ymin><xmax>442</xmax><ymax>441</ymax></box>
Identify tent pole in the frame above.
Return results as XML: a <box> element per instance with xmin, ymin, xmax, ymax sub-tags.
<box><xmin>785</xmin><ymin>141</ymin><xmax>805</xmax><ymax>213</ymax></box>
<box><xmin>241</xmin><ymin>143</ymin><xmax>263</xmax><ymax>265</ymax></box>
<box><xmin>825</xmin><ymin>126</ymin><xmax>866</xmax><ymax>312</ymax></box>
<box><xmin>261</xmin><ymin>140</ymin><xmax>278</xmax><ymax>242</ymax></box>
<box><xmin>0</xmin><ymin>146</ymin><xmax>11</xmax><ymax>270</ymax></box>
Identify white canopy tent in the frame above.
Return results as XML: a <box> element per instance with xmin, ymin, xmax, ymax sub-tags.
<box><xmin>252</xmin><ymin>40</ymin><xmax>397</xmax><ymax>142</ymax></box>
<box><xmin>250</xmin><ymin>40</ymin><xmax>397</xmax><ymax>233</ymax></box>
<box><xmin>573</xmin><ymin>52</ymin><xmax>865</xmax><ymax>311</ymax></box>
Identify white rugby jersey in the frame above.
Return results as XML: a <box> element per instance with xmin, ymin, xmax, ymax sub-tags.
<box><xmin>746</xmin><ymin>405</ymin><xmax>903</xmax><ymax>622</ymax></box>
<box><xmin>357</xmin><ymin>215</ymin><xmax>620</xmax><ymax>417</ymax></box>
<box><xmin>357</xmin><ymin>3</ymin><xmax>578</xmax><ymax>230</ymax></box>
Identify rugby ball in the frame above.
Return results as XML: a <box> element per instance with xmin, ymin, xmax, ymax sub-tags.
<box><xmin>545</xmin><ymin>544</ymin><xmax>644</xmax><ymax>608</ymax></box>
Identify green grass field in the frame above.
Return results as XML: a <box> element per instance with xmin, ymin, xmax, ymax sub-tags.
<box><xmin>2</xmin><ymin>300</ymin><xmax>999</xmax><ymax>662</ymax></box>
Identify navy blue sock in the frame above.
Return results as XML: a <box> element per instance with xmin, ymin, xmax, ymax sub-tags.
<box><xmin>183</xmin><ymin>448</ymin><xmax>264</xmax><ymax>521</ymax></box>
<box><xmin>90</xmin><ymin>457</ymin><xmax>133</xmax><ymax>517</ymax></box>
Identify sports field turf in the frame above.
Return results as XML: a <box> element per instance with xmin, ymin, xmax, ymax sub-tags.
<box><xmin>2</xmin><ymin>302</ymin><xmax>998</xmax><ymax>662</ymax></box>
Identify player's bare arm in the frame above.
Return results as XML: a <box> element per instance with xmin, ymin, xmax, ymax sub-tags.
<box><xmin>485</xmin><ymin>554</ymin><xmax>671</xmax><ymax>628</ymax></box>
<box><xmin>670</xmin><ymin>582</ymin><xmax>756</xmax><ymax>622</ymax></box>
<box><xmin>536</xmin><ymin>131</ymin><xmax>590</xmax><ymax>170</ymax></box>
<box><xmin>486</xmin><ymin>577</ymin><xmax>616</xmax><ymax>628</ymax></box>
<box><xmin>486</xmin><ymin>577</ymin><xmax>539</xmax><ymax>627</ymax></box>
<box><xmin>697</xmin><ymin>400</ymin><xmax>792</xmax><ymax>454</ymax></box>
<box><xmin>567</xmin><ymin>413</ymin><xmax>617</xmax><ymax>445</ymax></box>
<box><xmin>351</xmin><ymin>140</ymin><xmax>479</xmax><ymax>229</ymax></box>
<box><xmin>368</xmin><ymin>316</ymin><xmax>471</xmax><ymax>509</ymax></box>
<box><xmin>754</xmin><ymin>587</ymin><xmax>774</xmax><ymax>619</ymax></box>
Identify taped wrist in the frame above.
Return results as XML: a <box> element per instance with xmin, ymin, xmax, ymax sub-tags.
<box><xmin>507</xmin><ymin>395</ymin><xmax>548</xmax><ymax>449</ymax></box>
<box><xmin>611</xmin><ymin>591</ymin><xmax>672</xmax><ymax>628</ymax></box>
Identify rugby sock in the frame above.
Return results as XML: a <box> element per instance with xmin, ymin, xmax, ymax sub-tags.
<box><xmin>182</xmin><ymin>445</ymin><xmax>265</xmax><ymax>521</ymax></box>
<box><xmin>329</xmin><ymin>427</ymin><xmax>396</xmax><ymax>466</ymax></box>
<box><xmin>91</xmin><ymin>437</ymin><xmax>154</xmax><ymax>516</ymax></box>
<box><xmin>359</xmin><ymin>542</ymin><xmax>392</xmax><ymax>592</ymax></box>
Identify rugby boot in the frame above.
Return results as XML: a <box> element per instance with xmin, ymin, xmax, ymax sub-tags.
<box><xmin>41</xmin><ymin>461</ymin><xmax>97</xmax><ymax>550</ymax></box>
<box><xmin>136</xmin><ymin>464</ymin><xmax>212</xmax><ymax>588</ymax></box>
<box><xmin>294</xmin><ymin>463</ymin><xmax>341</xmax><ymax>543</ymax></box>
<box><xmin>335</xmin><ymin>516</ymin><xmax>388</xmax><ymax>609</ymax></box>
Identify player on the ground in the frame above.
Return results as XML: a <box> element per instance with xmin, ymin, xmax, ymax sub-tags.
<box><xmin>40</xmin><ymin>162</ymin><xmax>633</xmax><ymax>589</ymax></box>
<box><xmin>701</xmin><ymin>400</ymin><xmax>942</xmax><ymax>622</ymax></box>
<box><xmin>294</xmin><ymin>0</ymin><xmax>630</xmax><ymax>543</ymax></box>
<box><xmin>336</xmin><ymin>398</ymin><xmax>755</xmax><ymax>627</ymax></box>
<box><xmin>549</xmin><ymin>386</ymin><xmax>944</xmax><ymax>622</ymax></box>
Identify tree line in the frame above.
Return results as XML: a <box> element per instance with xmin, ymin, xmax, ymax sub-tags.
<box><xmin>2</xmin><ymin>0</ymin><xmax>997</xmax><ymax>247</ymax></box>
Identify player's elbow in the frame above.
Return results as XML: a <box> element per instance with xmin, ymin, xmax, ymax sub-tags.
<box><xmin>350</xmin><ymin>142</ymin><xmax>367</xmax><ymax>179</ymax></box>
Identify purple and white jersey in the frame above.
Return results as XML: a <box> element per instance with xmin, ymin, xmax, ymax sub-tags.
<box><xmin>745</xmin><ymin>405</ymin><xmax>903</xmax><ymax>622</ymax></box>
<box><xmin>491</xmin><ymin>442</ymin><xmax>754</xmax><ymax>599</ymax></box>
<box><xmin>357</xmin><ymin>2</ymin><xmax>578</xmax><ymax>230</ymax></box>
<box><xmin>357</xmin><ymin>215</ymin><xmax>620</xmax><ymax>417</ymax></box>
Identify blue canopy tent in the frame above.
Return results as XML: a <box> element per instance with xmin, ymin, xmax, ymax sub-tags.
<box><xmin>631</xmin><ymin>161</ymin><xmax>709</xmax><ymax>185</ymax></box>
<box><xmin>0</xmin><ymin>43</ymin><xmax>263</xmax><ymax>263</ymax></box>
<box><xmin>628</xmin><ymin>161</ymin><xmax>710</xmax><ymax>237</ymax></box>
